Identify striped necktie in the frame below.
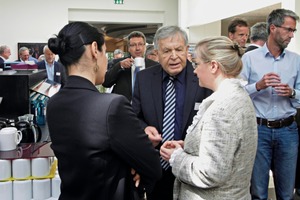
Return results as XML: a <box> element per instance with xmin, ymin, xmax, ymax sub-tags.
<box><xmin>160</xmin><ymin>76</ymin><xmax>176</xmax><ymax>170</ymax></box>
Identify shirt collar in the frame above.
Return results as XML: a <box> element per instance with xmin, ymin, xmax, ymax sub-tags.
<box><xmin>263</xmin><ymin>43</ymin><xmax>286</xmax><ymax>59</ymax></box>
<box><xmin>162</xmin><ymin>65</ymin><xmax>187</xmax><ymax>83</ymax></box>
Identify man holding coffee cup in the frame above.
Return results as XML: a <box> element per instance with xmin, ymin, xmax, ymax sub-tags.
<box><xmin>102</xmin><ymin>31</ymin><xmax>158</xmax><ymax>102</ymax></box>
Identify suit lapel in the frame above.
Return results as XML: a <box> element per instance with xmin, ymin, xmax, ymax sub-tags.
<box><xmin>182</xmin><ymin>64</ymin><xmax>198</xmax><ymax>129</ymax></box>
<box><xmin>151</xmin><ymin>66</ymin><xmax>163</xmax><ymax>131</ymax></box>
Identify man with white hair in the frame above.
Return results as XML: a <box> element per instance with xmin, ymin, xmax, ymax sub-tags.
<box><xmin>0</xmin><ymin>45</ymin><xmax>11</xmax><ymax>69</ymax></box>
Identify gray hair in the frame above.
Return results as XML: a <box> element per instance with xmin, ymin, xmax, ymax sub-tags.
<box><xmin>113</xmin><ymin>49</ymin><xmax>123</xmax><ymax>55</ymax></box>
<box><xmin>43</xmin><ymin>45</ymin><xmax>49</xmax><ymax>53</ymax></box>
<box><xmin>250</xmin><ymin>22</ymin><xmax>268</xmax><ymax>42</ymax></box>
<box><xmin>195</xmin><ymin>36</ymin><xmax>244</xmax><ymax>77</ymax></box>
<box><xmin>267</xmin><ymin>8</ymin><xmax>299</xmax><ymax>34</ymax></box>
<box><xmin>153</xmin><ymin>26</ymin><xmax>188</xmax><ymax>50</ymax></box>
<box><xmin>19</xmin><ymin>46</ymin><xmax>29</xmax><ymax>55</ymax></box>
<box><xmin>145</xmin><ymin>44</ymin><xmax>155</xmax><ymax>56</ymax></box>
<box><xmin>0</xmin><ymin>45</ymin><xmax>9</xmax><ymax>55</ymax></box>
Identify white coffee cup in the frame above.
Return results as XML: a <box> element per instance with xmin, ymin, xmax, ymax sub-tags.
<box><xmin>51</xmin><ymin>175</ymin><xmax>61</xmax><ymax>198</ymax></box>
<box><xmin>13</xmin><ymin>180</ymin><xmax>32</xmax><ymax>200</ymax></box>
<box><xmin>33</xmin><ymin>179</ymin><xmax>51</xmax><ymax>200</ymax></box>
<box><xmin>32</xmin><ymin>157</ymin><xmax>50</xmax><ymax>178</ymax></box>
<box><xmin>134</xmin><ymin>57</ymin><xmax>144</xmax><ymax>67</ymax></box>
<box><xmin>0</xmin><ymin>181</ymin><xmax>13</xmax><ymax>200</ymax></box>
<box><xmin>12</xmin><ymin>158</ymin><xmax>31</xmax><ymax>179</ymax></box>
<box><xmin>0</xmin><ymin>159</ymin><xmax>11</xmax><ymax>180</ymax></box>
<box><xmin>0</xmin><ymin>127</ymin><xmax>22</xmax><ymax>151</ymax></box>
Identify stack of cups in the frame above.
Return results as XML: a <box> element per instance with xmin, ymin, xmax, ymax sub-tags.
<box><xmin>12</xmin><ymin>158</ymin><xmax>32</xmax><ymax>200</ymax></box>
<box><xmin>51</xmin><ymin>157</ymin><xmax>61</xmax><ymax>198</ymax></box>
<box><xmin>0</xmin><ymin>159</ymin><xmax>12</xmax><ymax>200</ymax></box>
<box><xmin>0</xmin><ymin>156</ymin><xmax>55</xmax><ymax>199</ymax></box>
<box><xmin>32</xmin><ymin>157</ymin><xmax>52</xmax><ymax>199</ymax></box>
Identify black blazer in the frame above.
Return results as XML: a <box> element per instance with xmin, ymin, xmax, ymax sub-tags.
<box><xmin>132</xmin><ymin>61</ymin><xmax>212</xmax><ymax>142</ymax></box>
<box><xmin>245</xmin><ymin>45</ymin><xmax>259</xmax><ymax>53</ymax></box>
<box><xmin>47</xmin><ymin>76</ymin><xmax>162</xmax><ymax>200</ymax></box>
<box><xmin>0</xmin><ymin>57</ymin><xmax>4</xmax><ymax>69</ymax></box>
<box><xmin>102</xmin><ymin>56</ymin><xmax>159</xmax><ymax>101</ymax></box>
<box><xmin>37</xmin><ymin>61</ymin><xmax>67</xmax><ymax>87</ymax></box>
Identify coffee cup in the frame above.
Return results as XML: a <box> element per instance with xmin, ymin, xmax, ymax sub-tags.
<box><xmin>134</xmin><ymin>57</ymin><xmax>144</xmax><ymax>68</ymax></box>
<box><xmin>32</xmin><ymin>179</ymin><xmax>51</xmax><ymax>200</ymax></box>
<box><xmin>0</xmin><ymin>127</ymin><xmax>22</xmax><ymax>151</ymax></box>
<box><xmin>51</xmin><ymin>175</ymin><xmax>61</xmax><ymax>198</ymax></box>
<box><xmin>12</xmin><ymin>158</ymin><xmax>31</xmax><ymax>179</ymax></box>
<box><xmin>0</xmin><ymin>181</ymin><xmax>13</xmax><ymax>200</ymax></box>
<box><xmin>0</xmin><ymin>159</ymin><xmax>11</xmax><ymax>180</ymax></box>
<box><xmin>13</xmin><ymin>180</ymin><xmax>32</xmax><ymax>200</ymax></box>
<box><xmin>31</xmin><ymin>157</ymin><xmax>50</xmax><ymax>178</ymax></box>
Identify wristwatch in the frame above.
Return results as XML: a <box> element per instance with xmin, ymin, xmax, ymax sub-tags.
<box><xmin>290</xmin><ymin>89</ymin><xmax>296</xmax><ymax>99</ymax></box>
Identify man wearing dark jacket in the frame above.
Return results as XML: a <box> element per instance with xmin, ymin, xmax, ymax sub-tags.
<box><xmin>102</xmin><ymin>31</ymin><xmax>158</xmax><ymax>101</ymax></box>
<box><xmin>37</xmin><ymin>45</ymin><xmax>67</xmax><ymax>87</ymax></box>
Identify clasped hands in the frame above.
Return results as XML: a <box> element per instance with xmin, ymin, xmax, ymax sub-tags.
<box><xmin>144</xmin><ymin>126</ymin><xmax>184</xmax><ymax>162</ymax></box>
<box><xmin>256</xmin><ymin>72</ymin><xmax>293</xmax><ymax>96</ymax></box>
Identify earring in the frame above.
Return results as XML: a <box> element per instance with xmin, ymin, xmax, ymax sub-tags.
<box><xmin>94</xmin><ymin>63</ymin><xmax>99</xmax><ymax>73</ymax></box>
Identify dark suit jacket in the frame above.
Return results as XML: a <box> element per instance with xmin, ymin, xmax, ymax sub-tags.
<box><xmin>132</xmin><ymin>61</ymin><xmax>212</xmax><ymax>142</ymax></box>
<box><xmin>102</xmin><ymin>56</ymin><xmax>159</xmax><ymax>101</ymax></box>
<box><xmin>131</xmin><ymin>62</ymin><xmax>211</xmax><ymax>199</ymax></box>
<box><xmin>47</xmin><ymin>76</ymin><xmax>162</xmax><ymax>200</ymax></box>
<box><xmin>37</xmin><ymin>61</ymin><xmax>67</xmax><ymax>87</ymax></box>
<box><xmin>0</xmin><ymin>57</ymin><xmax>4</xmax><ymax>69</ymax></box>
<box><xmin>245</xmin><ymin>45</ymin><xmax>259</xmax><ymax>53</ymax></box>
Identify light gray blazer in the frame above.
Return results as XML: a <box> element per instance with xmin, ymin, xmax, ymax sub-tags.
<box><xmin>172</xmin><ymin>79</ymin><xmax>258</xmax><ymax>200</ymax></box>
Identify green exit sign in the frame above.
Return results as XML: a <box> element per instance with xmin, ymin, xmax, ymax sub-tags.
<box><xmin>114</xmin><ymin>0</ymin><xmax>124</xmax><ymax>4</ymax></box>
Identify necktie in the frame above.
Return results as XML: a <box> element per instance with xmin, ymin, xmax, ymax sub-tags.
<box><xmin>132</xmin><ymin>66</ymin><xmax>140</xmax><ymax>95</ymax></box>
<box><xmin>161</xmin><ymin>76</ymin><xmax>176</xmax><ymax>170</ymax></box>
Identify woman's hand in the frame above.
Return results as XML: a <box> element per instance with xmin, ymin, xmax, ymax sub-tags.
<box><xmin>160</xmin><ymin>140</ymin><xmax>183</xmax><ymax>161</ymax></box>
<box><xmin>131</xmin><ymin>168</ymin><xmax>141</xmax><ymax>187</ymax></box>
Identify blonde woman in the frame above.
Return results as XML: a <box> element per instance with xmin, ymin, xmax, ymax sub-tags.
<box><xmin>160</xmin><ymin>36</ymin><xmax>257</xmax><ymax>199</ymax></box>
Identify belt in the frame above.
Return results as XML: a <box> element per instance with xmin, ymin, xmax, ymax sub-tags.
<box><xmin>256</xmin><ymin>116</ymin><xmax>295</xmax><ymax>129</ymax></box>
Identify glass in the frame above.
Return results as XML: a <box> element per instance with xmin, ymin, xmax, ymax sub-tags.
<box><xmin>192</xmin><ymin>62</ymin><xmax>199</xmax><ymax>69</ymax></box>
<box><xmin>129</xmin><ymin>43</ymin><xmax>145</xmax><ymax>48</ymax></box>
<box><xmin>276</xmin><ymin>25</ymin><xmax>297</xmax><ymax>33</ymax></box>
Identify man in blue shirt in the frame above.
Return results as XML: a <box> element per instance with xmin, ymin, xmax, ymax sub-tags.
<box><xmin>37</xmin><ymin>45</ymin><xmax>67</xmax><ymax>87</ymax></box>
<box><xmin>241</xmin><ymin>8</ymin><xmax>300</xmax><ymax>200</ymax></box>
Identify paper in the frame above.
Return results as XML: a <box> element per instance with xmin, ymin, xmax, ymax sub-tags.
<box><xmin>31</xmin><ymin>79</ymin><xmax>61</xmax><ymax>97</ymax></box>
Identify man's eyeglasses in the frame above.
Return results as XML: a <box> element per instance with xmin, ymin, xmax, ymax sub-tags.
<box><xmin>276</xmin><ymin>25</ymin><xmax>297</xmax><ymax>33</ymax></box>
<box><xmin>129</xmin><ymin>43</ymin><xmax>145</xmax><ymax>48</ymax></box>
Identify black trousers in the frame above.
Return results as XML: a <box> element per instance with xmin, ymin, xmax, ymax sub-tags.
<box><xmin>146</xmin><ymin>168</ymin><xmax>175</xmax><ymax>200</ymax></box>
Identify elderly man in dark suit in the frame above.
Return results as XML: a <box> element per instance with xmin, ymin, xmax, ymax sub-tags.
<box><xmin>37</xmin><ymin>45</ymin><xmax>67</xmax><ymax>87</ymax></box>
<box><xmin>0</xmin><ymin>45</ymin><xmax>11</xmax><ymax>69</ymax></box>
<box><xmin>132</xmin><ymin>25</ymin><xmax>212</xmax><ymax>200</ymax></box>
<box><xmin>102</xmin><ymin>31</ymin><xmax>158</xmax><ymax>101</ymax></box>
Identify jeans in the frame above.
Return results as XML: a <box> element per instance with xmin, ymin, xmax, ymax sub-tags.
<box><xmin>251</xmin><ymin>122</ymin><xmax>298</xmax><ymax>200</ymax></box>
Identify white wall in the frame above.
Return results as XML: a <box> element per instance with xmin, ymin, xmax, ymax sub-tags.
<box><xmin>0</xmin><ymin>0</ymin><xmax>178</xmax><ymax>61</ymax></box>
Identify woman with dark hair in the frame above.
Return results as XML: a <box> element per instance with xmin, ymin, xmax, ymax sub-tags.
<box><xmin>46</xmin><ymin>22</ymin><xmax>161</xmax><ymax>200</ymax></box>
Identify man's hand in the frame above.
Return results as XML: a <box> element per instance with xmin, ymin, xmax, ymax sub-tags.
<box><xmin>256</xmin><ymin>72</ymin><xmax>281</xmax><ymax>91</ymax></box>
<box><xmin>144</xmin><ymin>126</ymin><xmax>162</xmax><ymax>147</ymax></box>
<box><xmin>120</xmin><ymin>58</ymin><xmax>134</xmax><ymax>69</ymax></box>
